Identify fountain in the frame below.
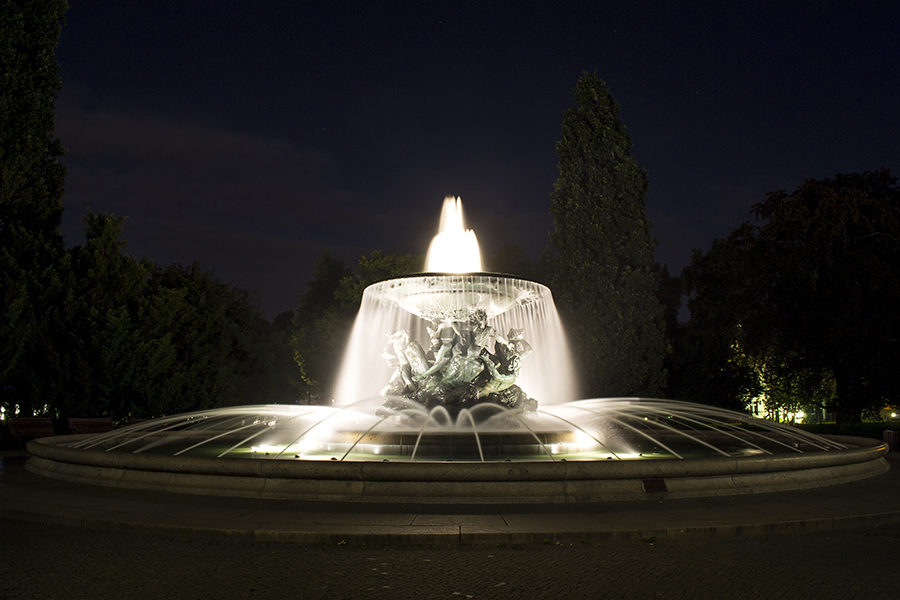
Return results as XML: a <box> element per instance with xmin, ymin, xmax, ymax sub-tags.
<box><xmin>25</xmin><ymin>198</ymin><xmax>889</xmax><ymax>502</ymax></box>
<box><xmin>334</xmin><ymin>196</ymin><xmax>577</xmax><ymax>418</ymax></box>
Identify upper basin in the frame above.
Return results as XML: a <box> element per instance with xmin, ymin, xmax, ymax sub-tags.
<box><xmin>365</xmin><ymin>273</ymin><xmax>548</xmax><ymax>322</ymax></box>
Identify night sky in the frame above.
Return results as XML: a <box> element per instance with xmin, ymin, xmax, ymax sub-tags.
<box><xmin>54</xmin><ymin>2</ymin><xmax>899</xmax><ymax>317</ymax></box>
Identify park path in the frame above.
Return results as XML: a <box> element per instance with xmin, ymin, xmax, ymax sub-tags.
<box><xmin>3</xmin><ymin>518</ymin><xmax>900</xmax><ymax>599</ymax></box>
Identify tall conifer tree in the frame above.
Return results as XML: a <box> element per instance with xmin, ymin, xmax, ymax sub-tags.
<box><xmin>549</xmin><ymin>71</ymin><xmax>667</xmax><ymax>397</ymax></box>
<box><xmin>0</xmin><ymin>1</ymin><xmax>69</xmax><ymax>416</ymax></box>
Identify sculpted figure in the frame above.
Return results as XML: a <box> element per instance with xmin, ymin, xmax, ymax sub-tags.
<box><xmin>461</xmin><ymin>343</ymin><xmax>487</xmax><ymax>383</ymax></box>
<box><xmin>478</xmin><ymin>328</ymin><xmax>532</xmax><ymax>397</ymax></box>
<box><xmin>438</xmin><ymin>341</ymin><xmax>483</xmax><ymax>388</ymax></box>
<box><xmin>469</xmin><ymin>309</ymin><xmax>502</xmax><ymax>348</ymax></box>
<box><xmin>380</xmin><ymin>330</ymin><xmax>428</xmax><ymax>397</ymax></box>
<box><xmin>505</xmin><ymin>328</ymin><xmax>532</xmax><ymax>360</ymax></box>
<box><xmin>413</xmin><ymin>324</ymin><xmax>458</xmax><ymax>383</ymax></box>
<box><xmin>379</xmin><ymin>316</ymin><xmax>537</xmax><ymax>412</ymax></box>
<box><xmin>479</xmin><ymin>355</ymin><xmax>519</xmax><ymax>396</ymax></box>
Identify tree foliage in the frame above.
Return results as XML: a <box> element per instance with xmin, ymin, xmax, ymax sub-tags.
<box><xmin>60</xmin><ymin>212</ymin><xmax>155</xmax><ymax>418</ymax></box>
<box><xmin>3</xmin><ymin>210</ymin><xmax>283</xmax><ymax>420</ymax></box>
<box><xmin>142</xmin><ymin>260</ymin><xmax>275</xmax><ymax>417</ymax></box>
<box><xmin>267</xmin><ymin>310</ymin><xmax>306</xmax><ymax>404</ymax></box>
<box><xmin>487</xmin><ymin>243</ymin><xmax>545</xmax><ymax>283</ymax></box>
<box><xmin>1</xmin><ymin>0</ymin><xmax>68</xmax><ymax>417</ymax></box>
<box><xmin>0</xmin><ymin>4</ymin><xmax>296</xmax><ymax>421</ymax></box>
<box><xmin>290</xmin><ymin>252</ymin><xmax>353</xmax><ymax>399</ymax></box>
<box><xmin>548</xmin><ymin>71</ymin><xmax>667</xmax><ymax>398</ymax></box>
<box><xmin>0</xmin><ymin>0</ymin><xmax>67</xmax><ymax>233</ymax></box>
<box><xmin>675</xmin><ymin>225</ymin><xmax>762</xmax><ymax>410</ymax></box>
<box><xmin>291</xmin><ymin>251</ymin><xmax>420</xmax><ymax>400</ymax></box>
<box><xmin>682</xmin><ymin>170</ymin><xmax>900</xmax><ymax>422</ymax></box>
<box><xmin>749</xmin><ymin>170</ymin><xmax>900</xmax><ymax>422</ymax></box>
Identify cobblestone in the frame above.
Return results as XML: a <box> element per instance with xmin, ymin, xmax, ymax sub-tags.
<box><xmin>3</xmin><ymin>519</ymin><xmax>900</xmax><ymax>599</ymax></box>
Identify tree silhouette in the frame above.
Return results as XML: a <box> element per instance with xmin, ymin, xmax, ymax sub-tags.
<box><xmin>548</xmin><ymin>71</ymin><xmax>667</xmax><ymax>398</ymax></box>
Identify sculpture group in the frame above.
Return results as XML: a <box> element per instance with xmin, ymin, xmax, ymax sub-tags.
<box><xmin>380</xmin><ymin>308</ymin><xmax>537</xmax><ymax>413</ymax></box>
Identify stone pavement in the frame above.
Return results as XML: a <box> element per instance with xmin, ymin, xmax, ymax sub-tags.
<box><xmin>3</xmin><ymin>454</ymin><xmax>900</xmax><ymax>545</ymax></box>
<box><xmin>2</xmin><ymin>453</ymin><xmax>900</xmax><ymax>598</ymax></box>
<box><xmin>2</xmin><ymin>518</ymin><xmax>900</xmax><ymax>600</ymax></box>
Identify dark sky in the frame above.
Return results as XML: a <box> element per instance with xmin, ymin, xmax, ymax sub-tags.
<box><xmin>54</xmin><ymin>1</ymin><xmax>899</xmax><ymax>317</ymax></box>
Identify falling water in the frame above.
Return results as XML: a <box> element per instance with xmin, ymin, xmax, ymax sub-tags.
<box><xmin>332</xmin><ymin>287</ymin><xmax>429</xmax><ymax>405</ymax></box>
<box><xmin>489</xmin><ymin>281</ymin><xmax>579</xmax><ymax>405</ymax></box>
<box><xmin>333</xmin><ymin>196</ymin><xmax>577</xmax><ymax>407</ymax></box>
<box><xmin>332</xmin><ymin>274</ymin><xmax>579</xmax><ymax>406</ymax></box>
<box><xmin>66</xmin><ymin>398</ymin><xmax>848</xmax><ymax>462</ymax></box>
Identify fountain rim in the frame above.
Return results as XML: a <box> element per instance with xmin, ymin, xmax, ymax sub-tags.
<box><xmin>362</xmin><ymin>271</ymin><xmax>553</xmax><ymax>323</ymax></box>
<box><xmin>378</xmin><ymin>271</ymin><xmax>539</xmax><ymax>278</ymax></box>
<box><xmin>25</xmin><ymin>433</ymin><xmax>889</xmax><ymax>504</ymax></box>
<box><xmin>364</xmin><ymin>271</ymin><xmax>549</xmax><ymax>287</ymax></box>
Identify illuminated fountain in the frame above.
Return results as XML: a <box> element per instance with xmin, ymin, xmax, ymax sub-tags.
<box><xmin>334</xmin><ymin>196</ymin><xmax>576</xmax><ymax>416</ymax></box>
<box><xmin>25</xmin><ymin>197</ymin><xmax>890</xmax><ymax>502</ymax></box>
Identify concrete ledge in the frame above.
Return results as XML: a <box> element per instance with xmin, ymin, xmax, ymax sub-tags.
<box><xmin>5</xmin><ymin>453</ymin><xmax>900</xmax><ymax>545</ymax></box>
<box><xmin>4</xmin><ymin>503</ymin><xmax>900</xmax><ymax>546</ymax></box>
<box><xmin>26</xmin><ymin>434</ymin><xmax>889</xmax><ymax>504</ymax></box>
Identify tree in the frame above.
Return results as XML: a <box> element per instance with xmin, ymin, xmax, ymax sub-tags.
<box><xmin>0</xmin><ymin>1</ymin><xmax>68</xmax><ymax>418</ymax></box>
<box><xmin>143</xmin><ymin>261</ymin><xmax>275</xmax><ymax>416</ymax></box>
<box><xmin>266</xmin><ymin>310</ymin><xmax>306</xmax><ymax>404</ymax></box>
<box><xmin>682</xmin><ymin>170</ymin><xmax>900</xmax><ymax>423</ymax></box>
<box><xmin>333</xmin><ymin>251</ymin><xmax>421</xmax><ymax>309</ymax></box>
<box><xmin>487</xmin><ymin>243</ymin><xmax>545</xmax><ymax>283</ymax></box>
<box><xmin>676</xmin><ymin>225</ymin><xmax>763</xmax><ymax>411</ymax></box>
<box><xmin>59</xmin><ymin>212</ymin><xmax>155</xmax><ymax>419</ymax></box>
<box><xmin>548</xmin><ymin>71</ymin><xmax>667</xmax><ymax>398</ymax></box>
<box><xmin>1</xmin><ymin>3</ymin><xmax>291</xmax><ymax>419</ymax></box>
<box><xmin>291</xmin><ymin>251</ymin><xmax>419</xmax><ymax>400</ymax></box>
<box><xmin>748</xmin><ymin>170</ymin><xmax>900</xmax><ymax>422</ymax></box>
<box><xmin>42</xmin><ymin>213</ymin><xmax>278</xmax><ymax>421</ymax></box>
<box><xmin>654</xmin><ymin>263</ymin><xmax>687</xmax><ymax>400</ymax></box>
<box><xmin>741</xmin><ymin>348</ymin><xmax>836</xmax><ymax>423</ymax></box>
<box><xmin>291</xmin><ymin>252</ymin><xmax>354</xmax><ymax>399</ymax></box>
<box><xmin>0</xmin><ymin>0</ymin><xmax>67</xmax><ymax>234</ymax></box>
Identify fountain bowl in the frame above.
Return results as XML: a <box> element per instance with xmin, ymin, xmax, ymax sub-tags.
<box><xmin>25</xmin><ymin>398</ymin><xmax>890</xmax><ymax>503</ymax></box>
<box><xmin>365</xmin><ymin>273</ymin><xmax>545</xmax><ymax>322</ymax></box>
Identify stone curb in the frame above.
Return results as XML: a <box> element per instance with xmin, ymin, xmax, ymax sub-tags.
<box><xmin>5</xmin><ymin>504</ymin><xmax>900</xmax><ymax>547</ymax></box>
<box><xmin>25</xmin><ymin>434</ymin><xmax>890</xmax><ymax>503</ymax></box>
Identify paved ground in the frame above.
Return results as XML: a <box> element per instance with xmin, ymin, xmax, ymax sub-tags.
<box><xmin>3</xmin><ymin>453</ymin><xmax>900</xmax><ymax>599</ymax></box>
<box><xmin>3</xmin><ymin>518</ymin><xmax>900</xmax><ymax>599</ymax></box>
